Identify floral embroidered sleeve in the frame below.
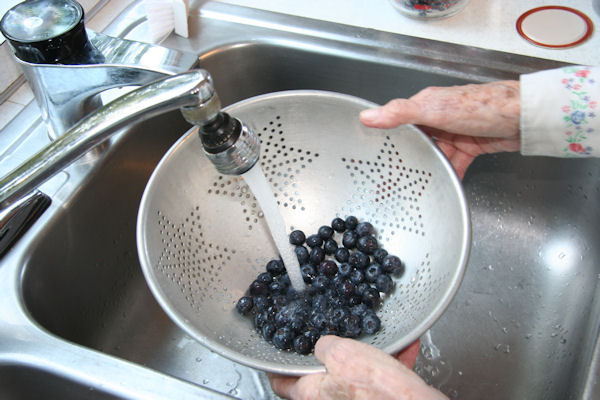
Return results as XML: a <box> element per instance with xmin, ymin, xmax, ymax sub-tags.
<box><xmin>520</xmin><ymin>66</ymin><xmax>599</xmax><ymax>157</ymax></box>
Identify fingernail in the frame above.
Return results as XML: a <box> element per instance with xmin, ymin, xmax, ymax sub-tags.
<box><xmin>359</xmin><ymin>108</ymin><xmax>380</xmax><ymax>121</ymax></box>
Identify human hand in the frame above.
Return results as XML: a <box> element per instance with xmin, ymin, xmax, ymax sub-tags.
<box><xmin>268</xmin><ymin>336</ymin><xmax>447</xmax><ymax>400</ymax></box>
<box><xmin>360</xmin><ymin>81</ymin><xmax>522</xmax><ymax>179</ymax></box>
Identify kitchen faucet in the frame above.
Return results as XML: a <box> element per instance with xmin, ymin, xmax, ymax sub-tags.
<box><xmin>0</xmin><ymin>0</ymin><xmax>260</xmax><ymax>254</ymax></box>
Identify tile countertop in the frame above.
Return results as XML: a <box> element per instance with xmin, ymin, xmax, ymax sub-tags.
<box><xmin>213</xmin><ymin>0</ymin><xmax>600</xmax><ymax>66</ymax></box>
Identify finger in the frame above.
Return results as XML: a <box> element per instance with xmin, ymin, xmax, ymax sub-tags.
<box><xmin>268</xmin><ymin>373</ymin><xmax>299</xmax><ymax>399</ymax></box>
<box><xmin>360</xmin><ymin>98</ymin><xmax>422</xmax><ymax>129</ymax></box>
<box><xmin>395</xmin><ymin>339</ymin><xmax>421</xmax><ymax>370</ymax></box>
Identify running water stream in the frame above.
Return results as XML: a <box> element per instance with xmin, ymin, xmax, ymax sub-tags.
<box><xmin>242</xmin><ymin>164</ymin><xmax>305</xmax><ymax>291</ymax></box>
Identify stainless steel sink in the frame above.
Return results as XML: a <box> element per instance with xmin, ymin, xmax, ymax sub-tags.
<box><xmin>3</xmin><ymin>1</ymin><xmax>597</xmax><ymax>399</ymax></box>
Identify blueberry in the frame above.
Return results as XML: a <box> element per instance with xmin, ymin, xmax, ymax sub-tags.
<box><xmin>331</xmin><ymin>217</ymin><xmax>346</xmax><ymax>232</ymax></box>
<box><xmin>309</xmin><ymin>247</ymin><xmax>325</xmax><ymax>265</ymax></box>
<box><xmin>349</xmin><ymin>268</ymin><xmax>365</xmax><ymax>285</ymax></box>
<box><xmin>293</xmin><ymin>334</ymin><xmax>313</xmax><ymax>355</ymax></box>
<box><xmin>253</xmin><ymin>295</ymin><xmax>269</xmax><ymax>312</ymax></box>
<box><xmin>355</xmin><ymin>282</ymin><xmax>370</xmax><ymax>297</ymax></box>
<box><xmin>356</xmin><ymin>221</ymin><xmax>374</xmax><ymax>237</ymax></box>
<box><xmin>271</xmin><ymin>294</ymin><xmax>288</xmax><ymax>308</ymax></box>
<box><xmin>257</xmin><ymin>272</ymin><xmax>273</xmax><ymax>285</ymax></box>
<box><xmin>345</xmin><ymin>216</ymin><xmax>358</xmax><ymax>230</ymax></box>
<box><xmin>329</xmin><ymin>294</ymin><xmax>348</xmax><ymax>308</ymax></box>
<box><xmin>236</xmin><ymin>296</ymin><xmax>253</xmax><ymax>315</ymax></box>
<box><xmin>312</xmin><ymin>294</ymin><xmax>328</xmax><ymax>313</ymax></box>
<box><xmin>310</xmin><ymin>312</ymin><xmax>329</xmax><ymax>331</ymax></box>
<box><xmin>323</xmin><ymin>238</ymin><xmax>338</xmax><ymax>255</ymax></box>
<box><xmin>273</xmin><ymin>327</ymin><xmax>295</xmax><ymax>350</ymax></box>
<box><xmin>373</xmin><ymin>248</ymin><xmax>389</xmax><ymax>264</ymax></box>
<box><xmin>336</xmin><ymin>279</ymin><xmax>355</xmax><ymax>299</ymax></box>
<box><xmin>340</xmin><ymin>313</ymin><xmax>362</xmax><ymax>338</ymax></box>
<box><xmin>253</xmin><ymin>310</ymin><xmax>269</xmax><ymax>329</ymax></box>
<box><xmin>334</xmin><ymin>247</ymin><xmax>350</xmax><ymax>263</ymax></box>
<box><xmin>301</xmin><ymin>264</ymin><xmax>316</xmax><ymax>283</ymax></box>
<box><xmin>365</xmin><ymin>263</ymin><xmax>382</xmax><ymax>283</ymax></box>
<box><xmin>318</xmin><ymin>260</ymin><xmax>338</xmax><ymax>277</ymax></box>
<box><xmin>362</xmin><ymin>287</ymin><xmax>381</xmax><ymax>308</ymax></box>
<box><xmin>361</xmin><ymin>312</ymin><xmax>381</xmax><ymax>335</ymax></box>
<box><xmin>320</xmin><ymin>324</ymin><xmax>338</xmax><ymax>336</ymax></box>
<box><xmin>357</xmin><ymin>235</ymin><xmax>378</xmax><ymax>254</ymax></box>
<box><xmin>262</xmin><ymin>322</ymin><xmax>276</xmax><ymax>341</ymax></box>
<box><xmin>342</xmin><ymin>230</ymin><xmax>358</xmax><ymax>249</ymax></box>
<box><xmin>330</xmin><ymin>307</ymin><xmax>349</xmax><ymax>325</ymax></box>
<box><xmin>312</xmin><ymin>275</ymin><xmax>330</xmax><ymax>292</ymax></box>
<box><xmin>266</xmin><ymin>259</ymin><xmax>285</xmax><ymax>276</ymax></box>
<box><xmin>348</xmin><ymin>295</ymin><xmax>362</xmax><ymax>307</ymax></box>
<box><xmin>290</xmin><ymin>316</ymin><xmax>307</xmax><ymax>334</ymax></box>
<box><xmin>351</xmin><ymin>303</ymin><xmax>369</xmax><ymax>317</ymax></box>
<box><xmin>382</xmin><ymin>255</ymin><xmax>403</xmax><ymax>274</ymax></box>
<box><xmin>376</xmin><ymin>274</ymin><xmax>394</xmax><ymax>294</ymax></box>
<box><xmin>249</xmin><ymin>280</ymin><xmax>269</xmax><ymax>296</ymax></box>
<box><xmin>318</xmin><ymin>225</ymin><xmax>334</xmax><ymax>240</ymax></box>
<box><xmin>306</xmin><ymin>234</ymin><xmax>323</xmax><ymax>248</ymax></box>
<box><xmin>289</xmin><ymin>230</ymin><xmax>306</xmax><ymax>245</ymax></box>
<box><xmin>279</xmin><ymin>273</ymin><xmax>291</xmax><ymax>288</ymax></box>
<box><xmin>303</xmin><ymin>327</ymin><xmax>321</xmax><ymax>346</ymax></box>
<box><xmin>269</xmin><ymin>280</ymin><xmax>285</xmax><ymax>293</ymax></box>
<box><xmin>295</xmin><ymin>246</ymin><xmax>309</xmax><ymax>264</ymax></box>
<box><xmin>337</xmin><ymin>262</ymin><xmax>352</xmax><ymax>277</ymax></box>
<box><xmin>349</xmin><ymin>251</ymin><xmax>370</xmax><ymax>269</ymax></box>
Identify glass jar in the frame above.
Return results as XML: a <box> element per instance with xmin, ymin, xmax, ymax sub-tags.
<box><xmin>391</xmin><ymin>0</ymin><xmax>469</xmax><ymax>19</ymax></box>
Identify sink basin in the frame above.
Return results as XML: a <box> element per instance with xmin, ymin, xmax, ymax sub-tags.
<box><xmin>3</xmin><ymin>1</ymin><xmax>598</xmax><ymax>399</ymax></box>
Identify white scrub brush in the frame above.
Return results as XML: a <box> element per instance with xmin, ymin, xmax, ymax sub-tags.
<box><xmin>143</xmin><ymin>0</ymin><xmax>190</xmax><ymax>43</ymax></box>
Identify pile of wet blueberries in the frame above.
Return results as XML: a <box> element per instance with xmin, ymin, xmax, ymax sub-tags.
<box><xmin>236</xmin><ymin>216</ymin><xmax>404</xmax><ymax>355</ymax></box>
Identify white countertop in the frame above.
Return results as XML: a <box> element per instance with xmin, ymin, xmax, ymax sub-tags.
<box><xmin>214</xmin><ymin>0</ymin><xmax>600</xmax><ymax>66</ymax></box>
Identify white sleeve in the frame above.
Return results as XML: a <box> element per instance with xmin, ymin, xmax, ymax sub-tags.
<box><xmin>520</xmin><ymin>66</ymin><xmax>600</xmax><ymax>157</ymax></box>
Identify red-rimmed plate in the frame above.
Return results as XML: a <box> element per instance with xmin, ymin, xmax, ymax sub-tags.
<box><xmin>516</xmin><ymin>6</ymin><xmax>594</xmax><ymax>49</ymax></box>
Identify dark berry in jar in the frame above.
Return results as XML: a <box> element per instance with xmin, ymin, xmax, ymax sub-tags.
<box><xmin>236</xmin><ymin>296</ymin><xmax>253</xmax><ymax>315</ymax></box>
<box><xmin>318</xmin><ymin>225</ymin><xmax>334</xmax><ymax>240</ymax></box>
<box><xmin>266</xmin><ymin>259</ymin><xmax>285</xmax><ymax>276</ymax></box>
<box><xmin>357</xmin><ymin>235</ymin><xmax>378</xmax><ymax>254</ymax></box>
<box><xmin>345</xmin><ymin>215</ymin><xmax>358</xmax><ymax>230</ymax></box>
<box><xmin>323</xmin><ymin>238</ymin><xmax>338</xmax><ymax>255</ymax></box>
<box><xmin>306</xmin><ymin>234</ymin><xmax>323</xmax><ymax>248</ymax></box>
<box><xmin>342</xmin><ymin>230</ymin><xmax>358</xmax><ymax>249</ymax></box>
<box><xmin>331</xmin><ymin>217</ymin><xmax>346</xmax><ymax>232</ymax></box>
<box><xmin>334</xmin><ymin>247</ymin><xmax>350</xmax><ymax>263</ymax></box>
<box><xmin>309</xmin><ymin>247</ymin><xmax>325</xmax><ymax>265</ymax></box>
<box><xmin>273</xmin><ymin>327</ymin><xmax>294</xmax><ymax>350</ymax></box>
<box><xmin>289</xmin><ymin>229</ymin><xmax>306</xmax><ymax>245</ymax></box>
<box><xmin>295</xmin><ymin>246</ymin><xmax>309</xmax><ymax>264</ymax></box>
<box><xmin>356</xmin><ymin>221</ymin><xmax>374</xmax><ymax>237</ymax></box>
<box><xmin>376</xmin><ymin>274</ymin><xmax>394</xmax><ymax>294</ymax></box>
<box><xmin>318</xmin><ymin>260</ymin><xmax>338</xmax><ymax>277</ymax></box>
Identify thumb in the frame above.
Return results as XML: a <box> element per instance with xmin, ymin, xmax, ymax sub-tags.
<box><xmin>360</xmin><ymin>99</ymin><xmax>421</xmax><ymax>129</ymax></box>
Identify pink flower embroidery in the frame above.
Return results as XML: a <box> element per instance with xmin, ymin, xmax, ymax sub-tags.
<box><xmin>575</xmin><ymin>69</ymin><xmax>590</xmax><ymax>78</ymax></box>
<box><xmin>573</xmin><ymin>84</ymin><xmax>582</xmax><ymax>90</ymax></box>
<box><xmin>562</xmin><ymin>105</ymin><xmax>571</xmax><ymax>113</ymax></box>
<box><xmin>569</xmin><ymin>143</ymin><xmax>586</xmax><ymax>153</ymax></box>
<box><xmin>590</xmin><ymin>101</ymin><xmax>597</xmax><ymax>109</ymax></box>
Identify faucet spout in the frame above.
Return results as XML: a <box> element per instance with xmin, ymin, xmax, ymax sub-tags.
<box><xmin>0</xmin><ymin>70</ymin><xmax>218</xmax><ymax>208</ymax></box>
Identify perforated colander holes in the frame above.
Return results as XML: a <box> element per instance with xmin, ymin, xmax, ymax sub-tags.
<box><xmin>156</xmin><ymin>208</ymin><xmax>236</xmax><ymax>306</ymax></box>
<box><xmin>257</xmin><ymin>116</ymin><xmax>319</xmax><ymax>211</ymax></box>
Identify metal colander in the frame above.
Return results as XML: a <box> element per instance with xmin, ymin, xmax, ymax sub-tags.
<box><xmin>137</xmin><ymin>90</ymin><xmax>470</xmax><ymax>375</ymax></box>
